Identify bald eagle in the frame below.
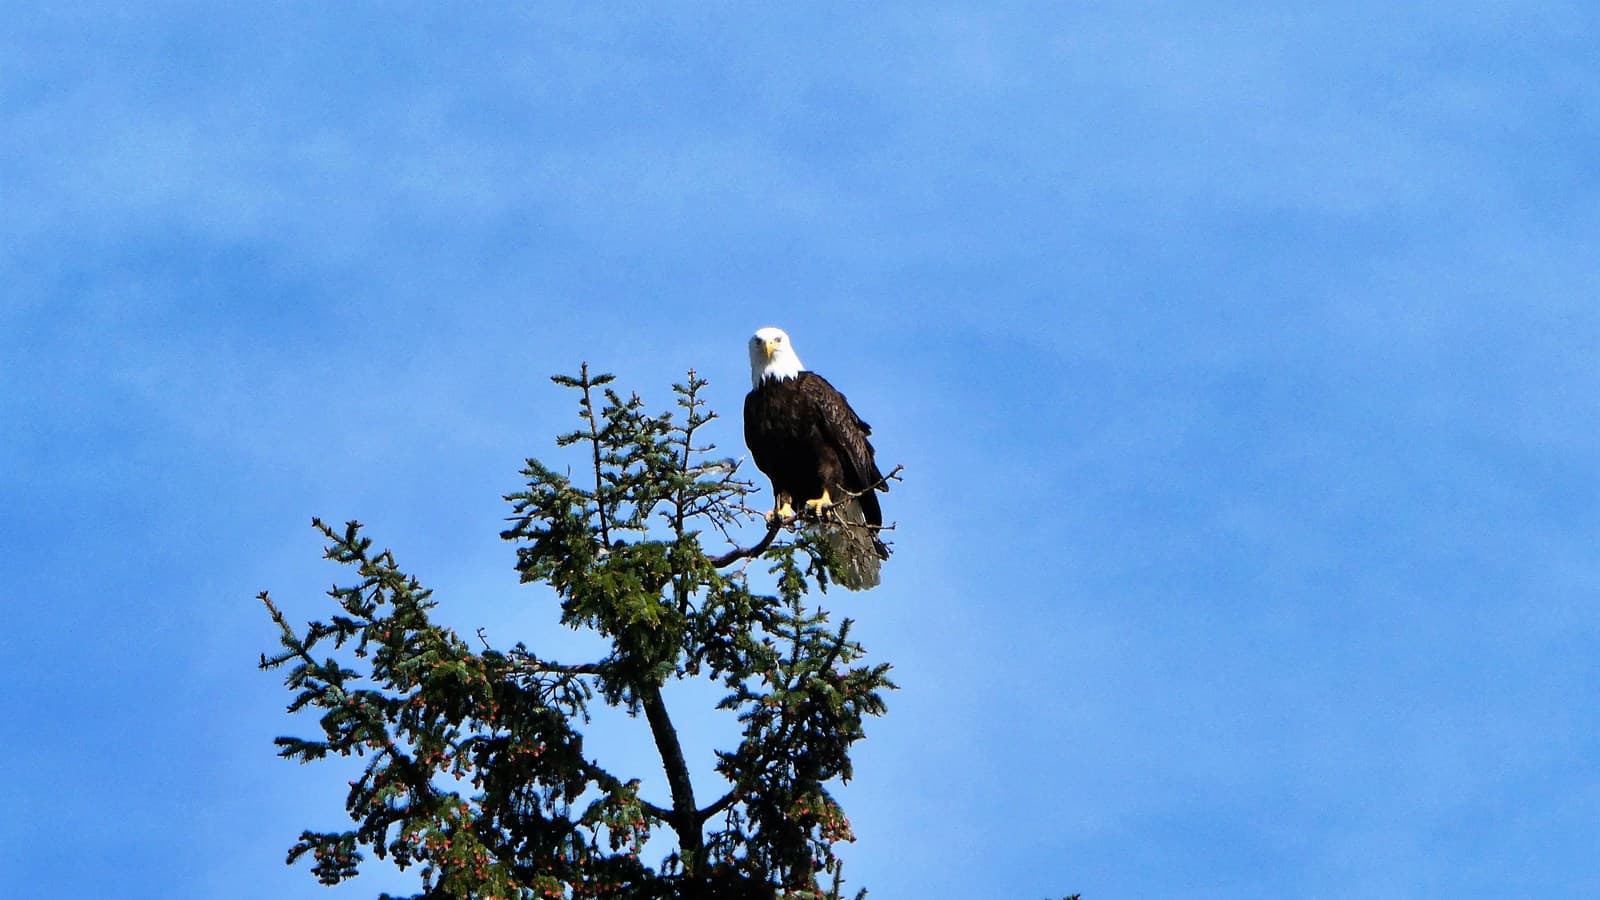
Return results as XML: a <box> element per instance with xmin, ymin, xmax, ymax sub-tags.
<box><xmin>744</xmin><ymin>327</ymin><xmax>889</xmax><ymax>589</ymax></box>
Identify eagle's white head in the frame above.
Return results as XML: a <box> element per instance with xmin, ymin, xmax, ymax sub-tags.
<box><xmin>749</xmin><ymin>326</ymin><xmax>805</xmax><ymax>388</ymax></box>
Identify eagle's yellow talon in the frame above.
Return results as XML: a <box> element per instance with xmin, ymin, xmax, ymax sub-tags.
<box><xmin>804</xmin><ymin>490</ymin><xmax>833</xmax><ymax>515</ymax></box>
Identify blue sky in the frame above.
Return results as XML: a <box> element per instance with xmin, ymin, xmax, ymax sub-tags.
<box><xmin>3</xmin><ymin>3</ymin><xmax>1597</xmax><ymax>897</ymax></box>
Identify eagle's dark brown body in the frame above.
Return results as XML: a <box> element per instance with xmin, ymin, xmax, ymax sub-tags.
<box><xmin>744</xmin><ymin>371</ymin><xmax>886</xmax><ymax>535</ymax></box>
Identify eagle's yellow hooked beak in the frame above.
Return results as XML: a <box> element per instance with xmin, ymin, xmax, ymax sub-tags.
<box><xmin>763</xmin><ymin>338</ymin><xmax>781</xmax><ymax>358</ymax></box>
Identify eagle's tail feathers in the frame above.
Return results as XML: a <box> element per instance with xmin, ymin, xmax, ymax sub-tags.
<box><xmin>812</xmin><ymin>498</ymin><xmax>888</xmax><ymax>591</ymax></box>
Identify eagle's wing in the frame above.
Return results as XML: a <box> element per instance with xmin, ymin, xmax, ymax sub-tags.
<box><xmin>805</xmin><ymin>372</ymin><xmax>886</xmax><ymax>504</ymax></box>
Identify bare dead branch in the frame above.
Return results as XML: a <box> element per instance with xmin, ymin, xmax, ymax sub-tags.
<box><xmin>696</xmin><ymin>786</ymin><xmax>744</xmax><ymax>824</ymax></box>
<box><xmin>710</xmin><ymin>517</ymin><xmax>784</xmax><ymax>568</ymax></box>
<box><xmin>839</xmin><ymin>463</ymin><xmax>904</xmax><ymax>500</ymax></box>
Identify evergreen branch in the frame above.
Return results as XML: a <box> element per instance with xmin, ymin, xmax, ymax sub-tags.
<box><xmin>577</xmin><ymin>363</ymin><xmax>613</xmax><ymax>547</ymax></box>
<box><xmin>259</xmin><ymin>591</ymin><xmax>321</xmax><ymax>673</ymax></box>
<box><xmin>576</xmin><ymin>757</ymin><xmax>673</xmax><ymax>822</ymax></box>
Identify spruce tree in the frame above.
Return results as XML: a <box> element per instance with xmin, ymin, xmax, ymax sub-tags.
<box><xmin>259</xmin><ymin>366</ymin><xmax>895</xmax><ymax>899</ymax></box>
